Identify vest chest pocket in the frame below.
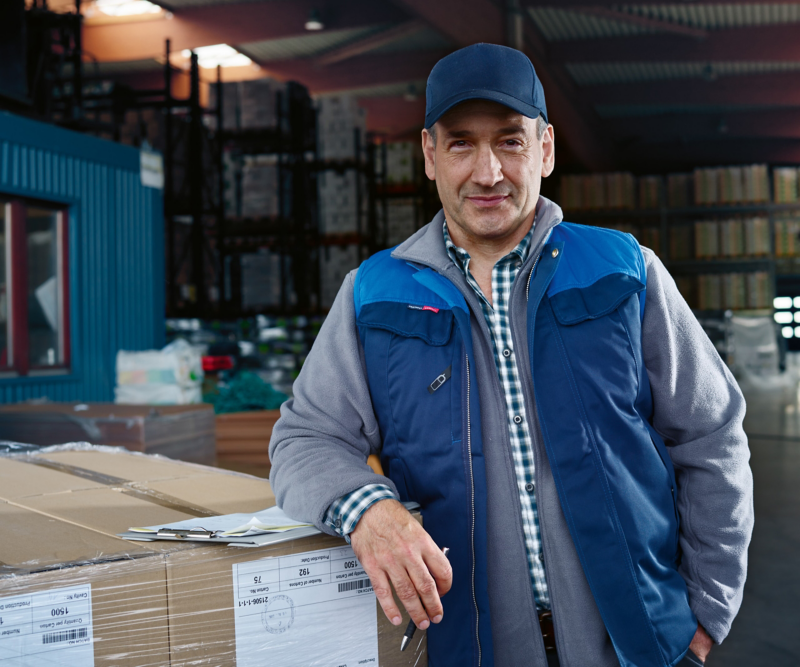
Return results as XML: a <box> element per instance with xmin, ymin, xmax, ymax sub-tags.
<box><xmin>549</xmin><ymin>272</ymin><xmax>645</xmax><ymax>326</ymax></box>
<box><xmin>357</xmin><ymin>302</ymin><xmax>463</xmax><ymax>506</ymax></box>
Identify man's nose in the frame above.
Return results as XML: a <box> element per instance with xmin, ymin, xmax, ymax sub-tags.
<box><xmin>471</xmin><ymin>144</ymin><xmax>503</xmax><ymax>188</ymax></box>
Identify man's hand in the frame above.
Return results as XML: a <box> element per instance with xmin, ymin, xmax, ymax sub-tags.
<box><xmin>349</xmin><ymin>499</ymin><xmax>452</xmax><ymax>630</ymax></box>
<box><xmin>689</xmin><ymin>624</ymin><xmax>714</xmax><ymax>663</ymax></box>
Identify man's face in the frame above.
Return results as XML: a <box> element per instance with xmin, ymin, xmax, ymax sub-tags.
<box><xmin>421</xmin><ymin>99</ymin><xmax>554</xmax><ymax>246</ymax></box>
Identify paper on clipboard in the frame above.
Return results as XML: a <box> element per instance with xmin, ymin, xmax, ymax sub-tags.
<box><xmin>128</xmin><ymin>506</ymin><xmax>312</xmax><ymax>537</ymax></box>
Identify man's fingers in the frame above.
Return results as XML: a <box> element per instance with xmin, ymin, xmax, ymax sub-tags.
<box><xmin>424</xmin><ymin>548</ymin><xmax>453</xmax><ymax>597</ymax></box>
<box><xmin>407</xmin><ymin>560</ymin><xmax>443</xmax><ymax>624</ymax></box>
<box><xmin>368</xmin><ymin>569</ymin><xmax>403</xmax><ymax>626</ymax></box>
<box><xmin>391</xmin><ymin>569</ymin><xmax>431</xmax><ymax>629</ymax></box>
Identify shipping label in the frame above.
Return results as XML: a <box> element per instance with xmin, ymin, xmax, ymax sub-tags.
<box><xmin>0</xmin><ymin>584</ymin><xmax>93</xmax><ymax>666</ymax></box>
<box><xmin>232</xmin><ymin>546</ymin><xmax>378</xmax><ymax>667</ymax></box>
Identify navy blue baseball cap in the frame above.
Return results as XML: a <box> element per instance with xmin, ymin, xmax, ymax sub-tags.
<box><xmin>425</xmin><ymin>43</ymin><xmax>548</xmax><ymax>129</ymax></box>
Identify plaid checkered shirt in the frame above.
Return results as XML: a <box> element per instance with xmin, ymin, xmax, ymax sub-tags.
<box><xmin>325</xmin><ymin>220</ymin><xmax>550</xmax><ymax>609</ymax></box>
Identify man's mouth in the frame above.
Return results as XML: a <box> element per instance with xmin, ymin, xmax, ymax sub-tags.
<box><xmin>466</xmin><ymin>195</ymin><xmax>510</xmax><ymax>208</ymax></box>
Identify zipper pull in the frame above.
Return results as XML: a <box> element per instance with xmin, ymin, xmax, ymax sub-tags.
<box><xmin>427</xmin><ymin>366</ymin><xmax>452</xmax><ymax>394</ymax></box>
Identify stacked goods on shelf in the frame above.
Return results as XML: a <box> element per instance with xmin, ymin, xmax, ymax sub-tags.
<box><xmin>744</xmin><ymin>216</ymin><xmax>771</xmax><ymax>256</ymax></box>
<box><xmin>667</xmin><ymin>173</ymin><xmax>693</xmax><ymax>208</ymax></box>
<box><xmin>320</xmin><ymin>245</ymin><xmax>360</xmax><ymax>309</ymax></box>
<box><xmin>316</xmin><ymin>94</ymin><xmax>368</xmax><ymax>160</ymax></box>
<box><xmin>692</xmin><ymin>272</ymin><xmax>771</xmax><ymax>310</ymax></box>
<box><xmin>639</xmin><ymin>176</ymin><xmax>662</xmax><ymax>209</ymax></box>
<box><xmin>241</xmin><ymin>250</ymin><xmax>294</xmax><ymax>309</ymax></box>
<box><xmin>693</xmin><ymin>165</ymin><xmax>769</xmax><ymax>205</ymax></box>
<box><xmin>675</xmin><ymin>276</ymin><xmax>697</xmax><ymax>308</ymax></box>
<box><xmin>719</xmin><ymin>219</ymin><xmax>745</xmax><ymax>257</ymax></box>
<box><xmin>116</xmin><ymin>339</ymin><xmax>204</xmax><ymax>405</ymax></box>
<box><xmin>318</xmin><ymin>170</ymin><xmax>361</xmax><ymax>234</ymax></box>
<box><xmin>774</xmin><ymin>167</ymin><xmax>800</xmax><ymax>203</ymax></box>
<box><xmin>560</xmin><ymin>173</ymin><xmax>636</xmax><ymax>210</ymax></box>
<box><xmin>240</xmin><ymin>155</ymin><xmax>279</xmax><ymax>219</ymax></box>
<box><xmin>670</xmin><ymin>226</ymin><xmax>693</xmax><ymax>260</ymax></box>
<box><xmin>387</xmin><ymin>200</ymin><xmax>417</xmax><ymax>246</ymax></box>
<box><xmin>694</xmin><ymin>221</ymin><xmax>720</xmax><ymax>258</ymax></box>
<box><xmin>598</xmin><ymin>222</ymin><xmax>661</xmax><ymax>256</ymax></box>
<box><xmin>208</xmin><ymin>78</ymin><xmax>286</xmax><ymax>131</ymax></box>
<box><xmin>775</xmin><ymin>211</ymin><xmax>800</xmax><ymax>256</ymax></box>
<box><xmin>385</xmin><ymin>141</ymin><xmax>416</xmax><ymax>186</ymax></box>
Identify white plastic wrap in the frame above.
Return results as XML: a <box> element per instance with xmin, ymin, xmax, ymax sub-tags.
<box><xmin>116</xmin><ymin>339</ymin><xmax>203</xmax><ymax>405</ymax></box>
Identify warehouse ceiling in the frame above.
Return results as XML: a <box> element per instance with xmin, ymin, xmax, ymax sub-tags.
<box><xmin>43</xmin><ymin>0</ymin><xmax>800</xmax><ymax>171</ymax></box>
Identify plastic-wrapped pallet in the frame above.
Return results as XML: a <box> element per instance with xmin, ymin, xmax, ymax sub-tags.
<box><xmin>241</xmin><ymin>250</ymin><xmax>294</xmax><ymax>309</ymax></box>
<box><xmin>0</xmin><ymin>445</ymin><xmax>427</xmax><ymax>667</ymax></box>
<box><xmin>385</xmin><ymin>141</ymin><xmax>415</xmax><ymax>186</ymax></box>
<box><xmin>115</xmin><ymin>339</ymin><xmax>203</xmax><ymax>405</ymax></box>
<box><xmin>208</xmin><ymin>78</ymin><xmax>286</xmax><ymax>131</ymax></box>
<box><xmin>318</xmin><ymin>170</ymin><xmax>361</xmax><ymax>234</ymax></box>
<box><xmin>773</xmin><ymin>167</ymin><xmax>799</xmax><ymax>204</ymax></box>
<box><xmin>387</xmin><ymin>200</ymin><xmax>417</xmax><ymax>246</ymax></box>
<box><xmin>241</xmin><ymin>155</ymin><xmax>279</xmax><ymax>219</ymax></box>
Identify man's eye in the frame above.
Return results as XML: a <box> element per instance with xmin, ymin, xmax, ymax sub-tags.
<box><xmin>504</xmin><ymin>139</ymin><xmax>520</xmax><ymax>146</ymax></box>
<box><xmin>453</xmin><ymin>140</ymin><xmax>467</xmax><ymax>147</ymax></box>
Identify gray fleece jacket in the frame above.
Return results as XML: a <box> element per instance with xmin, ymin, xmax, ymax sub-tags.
<box><xmin>269</xmin><ymin>197</ymin><xmax>754</xmax><ymax>667</ymax></box>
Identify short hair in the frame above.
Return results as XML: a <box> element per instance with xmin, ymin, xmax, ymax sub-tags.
<box><xmin>428</xmin><ymin>114</ymin><xmax>548</xmax><ymax>146</ymax></box>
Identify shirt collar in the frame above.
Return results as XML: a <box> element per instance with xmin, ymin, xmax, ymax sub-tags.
<box><xmin>443</xmin><ymin>218</ymin><xmax>536</xmax><ymax>275</ymax></box>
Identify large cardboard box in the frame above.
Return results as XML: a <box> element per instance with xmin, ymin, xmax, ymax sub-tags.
<box><xmin>0</xmin><ymin>447</ymin><xmax>426</xmax><ymax>666</ymax></box>
<box><xmin>0</xmin><ymin>403</ymin><xmax>216</xmax><ymax>464</ymax></box>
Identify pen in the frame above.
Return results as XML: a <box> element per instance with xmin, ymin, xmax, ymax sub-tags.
<box><xmin>400</xmin><ymin>547</ymin><xmax>449</xmax><ymax>652</ymax></box>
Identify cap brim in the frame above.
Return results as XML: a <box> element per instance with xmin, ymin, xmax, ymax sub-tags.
<box><xmin>425</xmin><ymin>89</ymin><xmax>545</xmax><ymax>129</ymax></box>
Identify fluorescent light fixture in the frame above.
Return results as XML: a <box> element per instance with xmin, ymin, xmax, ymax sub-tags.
<box><xmin>783</xmin><ymin>326</ymin><xmax>794</xmax><ymax>339</ymax></box>
<box><xmin>774</xmin><ymin>296</ymin><xmax>793</xmax><ymax>309</ymax></box>
<box><xmin>95</xmin><ymin>0</ymin><xmax>163</xmax><ymax>16</ymax></box>
<box><xmin>305</xmin><ymin>9</ymin><xmax>324</xmax><ymax>31</ymax></box>
<box><xmin>794</xmin><ymin>296</ymin><xmax>800</xmax><ymax>308</ymax></box>
<box><xmin>181</xmin><ymin>44</ymin><xmax>253</xmax><ymax>69</ymax></box>
<box><xmin>775</xmin><ymin>311</ymin><xmax>793</xmax><ymax>324</ymax></box>
<box><xmin>795</xmin><ymin>326</ymin><xmax>800</xmax><ymax>338</ymax></box>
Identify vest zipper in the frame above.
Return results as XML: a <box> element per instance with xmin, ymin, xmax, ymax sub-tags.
<box><xmin>526</xmin><ymin>253</ymin><xmax>541</xmax><ymax>301</ymax></box>
<box><xmin>465</xmin><ymin>353</ymin><xmax>481</xmax><ymax>666</ymax></box>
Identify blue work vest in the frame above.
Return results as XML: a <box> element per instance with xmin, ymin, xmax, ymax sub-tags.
<box><xmin>353</xmin><ymin>222</ymin><xmax>697</xmax><ymax>667</ymax></box>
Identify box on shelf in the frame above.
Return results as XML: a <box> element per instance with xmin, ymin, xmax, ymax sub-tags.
<box><xmin>0</xmin><ymin>403</ymin><xmax>215</xmax><ymax>464</ymax></box>
<box><xmin>387</xmin><ymin>200</ymin><xmax>417</xmax><ymax>246</ymax></box>
<box><xmin>208</xmin><ymin>78</ymin><xmax>286</xmax><ymax>132</ymax></box>
<box><xmin>318</xmin><ymin>170</ymin><xmax>363</xmax><ymax>234</ymax></box>
<box><xmin>316</xmin><ymin>94</ymin><xmax>368</xmax><ymax>161</ymax></box>
<box><xmin>241</xmin><ymin>250</ymin><xmax>295</xmax><ymax>310</ymax></box>
<box><xmin>0</xmin><ymin>446</ymin><xmax>426</xmax><ymax>667</ymax></box>
<box><xmin>320</xmin><ymin>245</ymin><xmax>360</xmax><ymax>309</ymax></box>
<box><xmin>385</xmin><ymin>141</ymin><xmax>416</xmax><ymax>185</ymax></box>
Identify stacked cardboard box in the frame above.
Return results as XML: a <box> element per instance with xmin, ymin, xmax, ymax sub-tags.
<box><xmin>694</xmin><ymin>221</ymin><xmax>720</xmax><ymax>258</ymax></box>
<box><xmin>0</xmin><ymin>447</ymin><xmax>426</xmax><ymax>667</ymax></box>
<box><xmin>559</xmin><ymin>173</ymin><xmax>636</xmax><ymax>210</ymax></box>
<box><xmin>744</xmin><ymin>216</ymin><xmax>771</xmax><ymax>256</ymax></box>
<box><xmin>318</xmin><ymin>170</ymin><xmax>361</xmax><ymax>234</ymax></box>
<box><xmin>693</xmin><ymin>271</ymin><xmax>771</xmax><ymax>310</ymax></box>
<box><xmin>387</xmin><ymin>200</ymin><xmax>418</xmax><ymax>246</ymax></box>
<box><xmin>240</xmin><ymin>155</ymin><xmax>279</xmax><ymax>219</ymax></box>
<box><xmin>316</xmin><ymin>94</ymin><xmax>368</xmax><ymax>161</ymax></box>
<box><xmin>241</xmin><ymin>250</ymin><xmax>294</xmax><ymax>309</ymax></box>
<box><xmin>215</xmin><ymin>410</ymin><xmax>280</xmax><ymax>467</ymax></box>
<box><xmin>639</xmin><ymin>176</ymin><xmax>662</xmax><ymax>209</ymax></box>
<box><xmin>693</xmin><ymin>165</ymin><xmax>769</xmax><ymax>205</ymax></box>
<box><xmin>774</xmin><ymin>167</ymin><xmax>800</xmax><ymax>204</ymax></box>
<box><xmin>385</xmin><ymin>141</ymin><xmax>416</xmax><ymax>186</ymax></box>
<box><xmin>667</xmin><ymin>174</ymin><xmax>693</xmax><ymax>208</ymax></box>
<box><xmin>208</xmin><ymin>78</ymin><xmax>286</xmax><ymax>132</ymax></box>
<box><xmin>775</xmin><ymin>212</ymin><xmax>800</xmax><ymax>256</ymax></box>
<box><xmin>669</xmin><ymin>226</ymin><xmax>693</xmax><ymax>261</ymax></box>
<box><xmin>0</xmin><ymin>403</ymin><xmax>215</xmax><ymax>464</ymax></box>
<box><xmin>320</xmin><ymin>245</ymin><xmax>360</xmax><ymax>309</ymax></box>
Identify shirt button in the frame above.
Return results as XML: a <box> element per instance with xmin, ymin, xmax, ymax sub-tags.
<box><xmin>503</xmin><ymin>349</ymin><xmax>511</xmax><ymax>358</ymax></box>
<box><xmin>335</xmin><ymin>519</ymin><xmax>342</xmax><ymax>528</ymax></box>
<box><xmin>525</xmin><ymin>482</ymin><xmax>534</xmax><ymax>493</ymax></box>
<box><xmin>538</xmin><ymin>551</ymin><xmax>545</xmax><ymax>563</ymax></box>
<box><xmin>514</xmin><ymin>415</ymin><xmax>523</xmax><ymax>424</ymax></box>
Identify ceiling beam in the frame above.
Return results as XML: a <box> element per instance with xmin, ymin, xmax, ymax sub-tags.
<box><xmin>316</xmin><ymin>20</ymin><xmax>427</xmax><ymax>66</ymax></box>
<box><xmin>549</xmin><ymin>24</ymin><xmax>800</xmax><ymax>63</ymax></box>
<box><xmin>586</xmin><ymin>72</ymin><xmax>800</xmax><ymax>107</ymax></box>
<box><xmin>260</xmin><ymin>50</ymin><xmax>448</xmax><ymax>94</ymax></box>
<box><xmin>608</xmin><ymin>108</ymin><xmax>800</xmax><ymax>143</ymax></box>
<box><xmin>571</xmin><ymin>7</ymin><xmax>707</xmax><ymax>39</ymax></box>
<box><xmin>390</xmin><ymin>0</ymin><xmax>617</xmax><ymax>170</ymax></box>
<box><xmin>82</xmin><ymin>0</ymin><xmax>410</xmax><ymax>62</ymax></box>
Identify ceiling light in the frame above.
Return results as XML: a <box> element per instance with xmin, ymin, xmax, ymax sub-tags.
<box><xmin>305</xmin><ymin>9</ymin><xmax>324</xmax><ymax>31</ymax></box>
<box><xmin>94</xmin><ymin>0</ymin><xmax>163</xmax><ymax>16</ymax></box>
<box><xmin>181</xmin><ymin>44</ymin><xmax>253</xmax><ymax>69</ymax></box>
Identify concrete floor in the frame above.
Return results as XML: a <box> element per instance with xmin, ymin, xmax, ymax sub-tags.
<box><xmin>707</xmin><ymin>396</ymin><xmax>800</xmax><ymax>666</ymax></box>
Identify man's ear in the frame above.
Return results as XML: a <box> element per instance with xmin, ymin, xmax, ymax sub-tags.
<box><xmin>422</xmin><ymin>128</ymin><xmax>436</xmax><ymax>181</ymax></box>
<box><xmin>541</xmin><ymin>124</ymin><xmax>555</xmax><ymax>178</ymax></box>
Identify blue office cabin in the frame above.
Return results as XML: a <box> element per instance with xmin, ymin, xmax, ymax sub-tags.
<box><xmin>0</xmin><ymin>112</ymin><xmax>165</xmax><ymax>403</ymax></box>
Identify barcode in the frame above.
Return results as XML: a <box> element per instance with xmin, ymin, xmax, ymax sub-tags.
<box><xmin>42</xmin><ymin>628</ymin><xmax>88</xmax><ymax>645</ymax></box>
<box><xmin>338</xmin><ymin>578</ymin><xmax>372</xmax><ymax>593</ymax></box>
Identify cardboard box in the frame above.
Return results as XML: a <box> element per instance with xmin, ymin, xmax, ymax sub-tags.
<box><xmin>0</xmin><ymin>447</ymin><xmax>426</xmax><ymax>666</ymax></box>
<box><xmin>0</xmin><ymin>403</ymin><xmax>216</xmax><ymax>464</ymax></box>
<box><xmin>215</xmin><ymin>410</ymin><xmax>279</xmax><ymax>466</ymax></box>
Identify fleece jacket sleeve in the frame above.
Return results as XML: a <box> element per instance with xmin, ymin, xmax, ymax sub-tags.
<box><xmin>640</xmin><ymin>247</ymin><xmax>754</xmax><ymax>645</ymax></box>
<box><xmin>268</xmin><ymin>270</ymin><xmax>399</xmax><ymax>534</ymax></box>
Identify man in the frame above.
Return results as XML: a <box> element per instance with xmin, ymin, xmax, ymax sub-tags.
<box><xmin>270</xmin><ymin>44</ymin><xmax>753</xmax><ymax>667</ymax></box>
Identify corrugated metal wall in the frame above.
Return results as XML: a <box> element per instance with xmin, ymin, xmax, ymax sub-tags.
<box><xmin>0</xmin><ymin>112</ymin><xmax>165</xmax><ymax>403</ymax></box>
